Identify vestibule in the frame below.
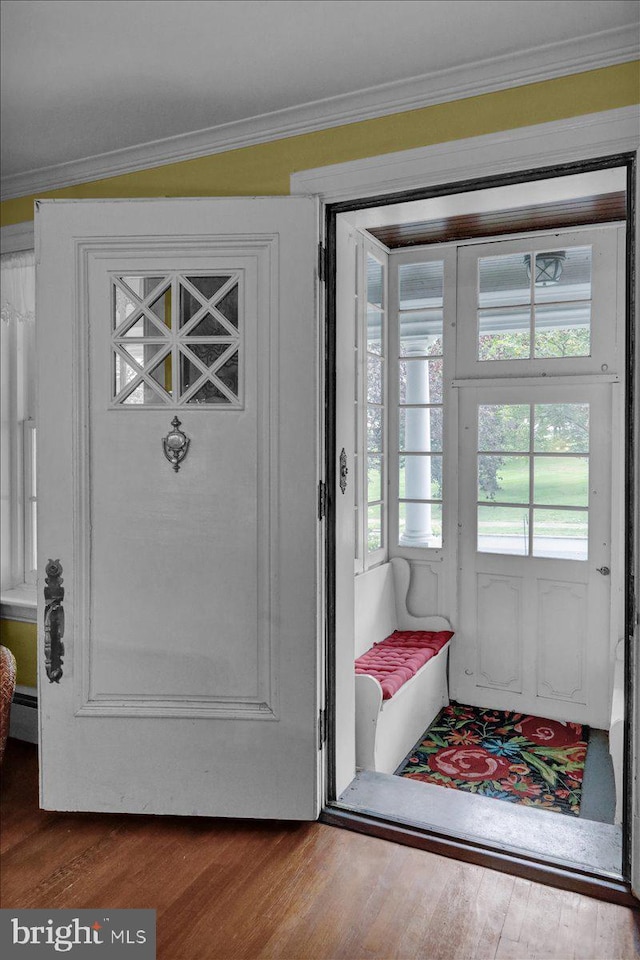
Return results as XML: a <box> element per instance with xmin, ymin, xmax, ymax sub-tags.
<box><xmin>294</xmin><ymin>113</ymin><xmax>638</xmax><ymax>895</ymax></box>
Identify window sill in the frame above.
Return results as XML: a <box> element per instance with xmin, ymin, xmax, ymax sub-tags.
<box><xmin>1</xmin><ymin>584</ymin><xmax>37</xmax><ymax>623</ymax></box>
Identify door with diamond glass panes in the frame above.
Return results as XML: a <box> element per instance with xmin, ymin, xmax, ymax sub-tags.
<box><xmin>36</xmin><ymin>198</ymin><xmax>321</xmax><ymax>819</ymax></box>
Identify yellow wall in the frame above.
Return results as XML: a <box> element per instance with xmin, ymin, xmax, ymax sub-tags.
<box><xmin>1</xmin><ymin>62</ymin><xmax>638</xmax><ymax>687</ymax></box>
<box><xmin>0</xmin><ymin>619</ymin><xmax>37</xmax><ymax>688</ymax></box>
<box><xmin>1</xmin><ymin>62</ymin><xmax>638</xmax><ymax>227</ymax></box>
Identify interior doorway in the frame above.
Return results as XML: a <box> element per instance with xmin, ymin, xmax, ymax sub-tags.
<box><xmin>326</xmin><ymin>161</ymin><xmax>631</xmax><ymax>886</ymax></box>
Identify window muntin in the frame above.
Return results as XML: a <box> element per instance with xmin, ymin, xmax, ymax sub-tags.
<box><xmin>477</xmin><ymin>402</ymin><xmax>590</xmax><ymax>560</ymax></box>
<box><xmin>111</xmin><ymin>273</ymin><xmax>242</xmax><ymax>407</ymax></box>
<box><xmin>477</xmin><ymin>246</ymin><xmax>592</xmax><ymax>361</ymax></box>
<box><xmin>397</xmin><ymin>260</ymin><xmax>444</xmax><ymax>549</ymax></box>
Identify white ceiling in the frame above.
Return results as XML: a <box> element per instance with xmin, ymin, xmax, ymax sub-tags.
<box><xmin>1</xmin><ymin>0</ymin><xmax>639</xmax><ymax>190</ymax></box>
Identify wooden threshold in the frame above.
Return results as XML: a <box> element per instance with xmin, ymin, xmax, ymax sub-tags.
<box><xmin>321</xmin><ymin>805</ymin><xmax>637</xmax><ymax>909</ymax></box>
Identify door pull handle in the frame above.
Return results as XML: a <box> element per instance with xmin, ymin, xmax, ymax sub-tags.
<box><xmin>44</xmin><ymin>559</ymin><xmax>65</xmax><ymax>682</ymax></box>
<box><xmin>339</xmin><ymin>448</ymin><xmax>348</xmax><ymax>494</ymax></box>
<box><xmin>596</xmin><ymin>566</ymin><xmax>610</xmax><ymax>576</ymax></box>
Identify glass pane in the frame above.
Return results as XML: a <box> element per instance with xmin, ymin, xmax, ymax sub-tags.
<box><xmin>399</xmin><ymin>358</ymin><xmax>442</xmax><ymax>404</ymax></box>
<box><xmin>148</xmin><ymin>288</ymin><xmax>172</xmax><ymax>329</ymax></box>
<box><xmin>214</xmin><ymin>351</ymin><xmax>239</xmax><ymax>395</ymax></box>
<box><xmin>478</xmin><ymin>307</ymin><xmax>531</xmax><ymax>360</ymax></box>
<box><xmin>186</xmin><ymin>313</ymin><xmax>230</xmax><ymax>337</ymax></box>
<box><xmin>533</xmin><ymin>509</ymin><xmax>588</xmax><ymax>560</ymax></box>
<box><xmin>399</xmin><ymin>454</ymin><xmax>441</xmax><ymax>500</ymax></box>
<box><xmin>120</xmin><ymin>276</ymin><xmax>165</xmax><ymax>299</ymax></box>
<box><xmin>368</xmin><ymin>455</ymin><xmax>382</xmax><ymax>502</ymax></box>
<box><xmin>534</xmin><ymin>303</ymin><xmax>591</xmax><ymax>358</ymax></box>
<box><xmin>367</xmin><ymin>308</ymin><xmax>383</xmax><ymax>355</ymax></box>
<box><xmin>478</xmin><ymin>253</ymin><xmax>530</xmax><ymax>308</ymax></box>
<box><xmin>534</xmin><ymin>456</ymin><xmax>589</xmax><ymax>507</ymax></box>
<box><xmin>148</xmin><ymin>355</ymin><xmax>172</xmax><ymax>395</ymax></box>
<box><xmin>187</xmin><ymin>382</ymin><xmax>229</xmax><ymax>404</ymax></box>
<box><xmin>186</xmin><ymin>276</ymin><xmax>229</xmax><ymax>301</ymax></box>
<box><xmin>186</xmin><ymin>342</ymin><xmax>230</xmax><ymax>368</ymax></box>
<box><xmin>399</xmin><ymin>309</ymin><xmax>443</xmax><ymax>356</ymax></box>
<box><xmin>121</xmin><ymin>381</ymin><xmax>166</xmax><ymax>405</ymax></box>
<box><xmin>180</xmin><ymin>352</ymin><xmax>204</xmax><ymax>396</ymax></box>
<box><xmin>216</xmin><ymin>284</ymin><xmax>239</xmax><ymax>328</ymax></box>
<box><xmin>478</xmin><ymin>405</ymin><xmax>530</xmax><ymax>453</ymax></box>
<box><xmin>180</xmin><ymin>282</ymin><xmax>204</xmax><ymax>325</ymax></box>
<box><xmin>114</xmin><ymin>354</ymin><xmax>139</xmax><ymax>395</ymax></box>
<box><xmin>367</xmin><ymin>406</ymin><xmax>382</xmax><ymax>451</ymax></box>
<box><xmin>120</xmin><ymin>313</ymin><xmax>160</xmax><ymax>338</ymax></box>
<box><xmin>399</xmin><ymin>262</ymin><xmax>443</xmax><ymax>309</ymax></box>
<box><xmin>367</xmin><ymin>355</ymin><xmax>383</xmax><ymax>403</ymax></box>
<box><xmin>367</xmin><ymin>503</ymin><xmax>383</xmax><ymax>552</ymax></box>
<box><xmin>367</xmin><ymin>255</ymin><xmax>383</xmax><ymax>307</ymax></box>
<box><xmin>399</xmin><ymin>407</ymin><xmax>442</xmax><ymax>452</ymax></box>
<box><xmin>114</xmin><ymin>286</ymin><xmax>139</xmax><ymax>327</ymax></box>
<box><xmin>478</xmin><ymin>455</ymin><xmax>529</xmax><ymax>504</ymax></box>
<box><xmin>534</xmin><ymin>247</ymin><xmax>591</xmax><ymax>303</ymax></box>
<box><xmin>399</xmin><ymin>502</ymin><xmax>442</xmax><ymax>548</ymax></box>
<box><xmin>122</xmin><ymin>382</ymin><xmax>145</xmax><ymax>405</ymax></box>
<box><xmin>534</xmin><ymin>404</ymin><xmax>589</xmax><ymax>453</ymax></box>
<box><xmin>116</xmin><ymin>341</ymin><xmax>165</xmax><ymax>370</ymax></box>
<box><xmin>477</xmin><ymin>505</ymin><xmax>529</xmax><ymax>555</ymax></box>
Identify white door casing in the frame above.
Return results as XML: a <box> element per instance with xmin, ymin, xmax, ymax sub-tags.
<box><xmin>36</xmin><ymin>197</ymin><xmax>321</xmax><ymax>819</ymax></box>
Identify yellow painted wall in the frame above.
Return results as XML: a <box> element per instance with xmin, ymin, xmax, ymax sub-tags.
<box><xmin>0</xmin><ymin>61</ymin><xmax>637</xmax><ymax>686</ymax></box>
<box><xmin>0</xmin><ymin>619</ymin><xmax>37</xmax><ymax>688</ymax></box>
<box><xmin>1</xmin><ymin>62</ymin><xmax>638</xmax><ymax>227</ymax></box>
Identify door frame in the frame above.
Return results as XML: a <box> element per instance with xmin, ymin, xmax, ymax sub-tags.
<box><xmin>298</xmin><ymin>113</ymin><xmax>638</xmax><ymax>899</ymax></box>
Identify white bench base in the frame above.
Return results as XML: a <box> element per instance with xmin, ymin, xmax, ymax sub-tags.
<box><xmin>354</xmin><ymin>558</ymin><xmax>452</xmax><ymax>775</ymax></box>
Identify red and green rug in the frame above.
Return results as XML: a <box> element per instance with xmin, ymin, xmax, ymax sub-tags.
<box><xmin>395</xmin><ymin>702</ymin><xmax>589</xmax><ymax>816</ymax></box>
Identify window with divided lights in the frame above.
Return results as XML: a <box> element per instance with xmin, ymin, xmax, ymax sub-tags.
<box><xmin>396</xmin><ymin>259</ymin><xmax>444</xmax><ymax>549</ymax></box>
<box><xmin>477</xmin><ymin>245</ymin><xmax>592</xmax><ymax>361</ymax></box>
<box><xmin>477</xmin><ymin>402</ymin><xmax>590</xmax><ymax>560</ymax></box>
<box><xmin>362</xmin><ymin>252</ymin><xmax>386</xmax><ymax>563</ymax></box>
<box><xmin>112</xmin><ymin>273</ymin><xmax>242</xmax><ymax>407</ymax></box>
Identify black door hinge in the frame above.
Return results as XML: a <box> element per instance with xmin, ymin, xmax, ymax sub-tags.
<box><xmin>317</xmin><ymin>480</ymin><xmax>327</xmax><ymax>520</ymax></box>
<box><xmin>318</xmin><ymin>242</ymin><xmax>326</xmax><ymax>282</ymax></box>
<box><xmin>318</xmin><ymin>707</ymin><xmax>327</xmax><ymax>748</ymax></box>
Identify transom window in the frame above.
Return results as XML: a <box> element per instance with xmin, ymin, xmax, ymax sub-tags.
<box><xmin>111</xmin><ymin>273</ymin><xmax>242</xmax><ymax>407</ymax></box>
<box><xmin>477</xmin><ymin>245</ymin><xmax>593</xmax><ymax>361</ymax></box>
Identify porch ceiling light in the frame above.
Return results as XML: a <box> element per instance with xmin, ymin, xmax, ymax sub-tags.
<box><xmin>524</xmin><ymin>252</ymin><xmax>566</xmax><ymax>286</ymax></box>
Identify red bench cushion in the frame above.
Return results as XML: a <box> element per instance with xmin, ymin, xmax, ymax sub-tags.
<box><xmin>355</xmin><ymin>630</ymin><xmax>453</xmax><ymax>700</ymax></box>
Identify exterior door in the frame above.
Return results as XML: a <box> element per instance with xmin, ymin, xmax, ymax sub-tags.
<box><xmin>453</xmin><ymin>382</ymin><xmax>614</xmax><ymax>727</ymax></box>
<box><xmin>36</xmin><ymin>198</ymin><xmax>321</xmax><ymax>819</ymax></box>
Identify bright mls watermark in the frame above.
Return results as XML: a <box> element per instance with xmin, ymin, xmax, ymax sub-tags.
<box><xmin>0</xmin><ymin>910</ymin><xmax>155</xmax><ymax>958</ymax></box>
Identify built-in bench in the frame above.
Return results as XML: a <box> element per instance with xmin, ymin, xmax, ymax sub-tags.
<box><xmin>354</xmin><ymin>557</ymin><xmax>453</xmax><ymax>774</ymax></box>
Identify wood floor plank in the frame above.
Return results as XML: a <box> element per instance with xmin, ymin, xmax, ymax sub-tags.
<box><xmin>1</xmin><ymin>738</ymin><xmax>638</xmax><ymax>960</ymax></box>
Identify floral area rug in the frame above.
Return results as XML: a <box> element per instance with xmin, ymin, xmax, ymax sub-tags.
<box><xmin>395</xmin><ymin>702</ymin><xmax>589</xmax><ymax>816</ymax></box>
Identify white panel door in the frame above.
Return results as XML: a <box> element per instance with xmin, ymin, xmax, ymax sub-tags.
<box><xmin>36</xmin><ymin>198</ymin><xmax>321</xmax><ymax>819</ymax></box>
<box><xmin>453</xmin><ymin>382</ymin><xmax>614</xmax><ymax>727</ymax></box>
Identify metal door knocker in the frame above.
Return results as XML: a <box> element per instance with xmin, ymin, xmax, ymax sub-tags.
<box><xmin>162</xmin><ymin>417</ymin><xmax>190</xmax><ymax>472</ymax></box>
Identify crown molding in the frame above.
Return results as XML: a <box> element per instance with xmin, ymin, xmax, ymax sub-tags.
<box><xmin>1</xmin><ymin>27</ymin><xmax>638</xmax><ymax>203</ymax></box>
<box><xmin>291</xmin><ymin>106</ymin><xmax>640</xmax><ymax>202</ymax></box>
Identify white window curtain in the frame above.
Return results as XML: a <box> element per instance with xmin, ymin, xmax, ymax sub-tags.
<box><xmin>1</xmin><ymin>250</ymin><xmax>35</xmax><ymax>324</ymax></box>
<box><xmin>1</xmin><ymin>249</ymin><xmax>36</xmax><ymax>590</ymax></box>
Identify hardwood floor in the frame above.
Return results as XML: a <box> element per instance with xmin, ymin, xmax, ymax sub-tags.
<box><xmin>1</xmin><ymin>739</ymin><xmax>638</xmax><ymax>960</ymax></box>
